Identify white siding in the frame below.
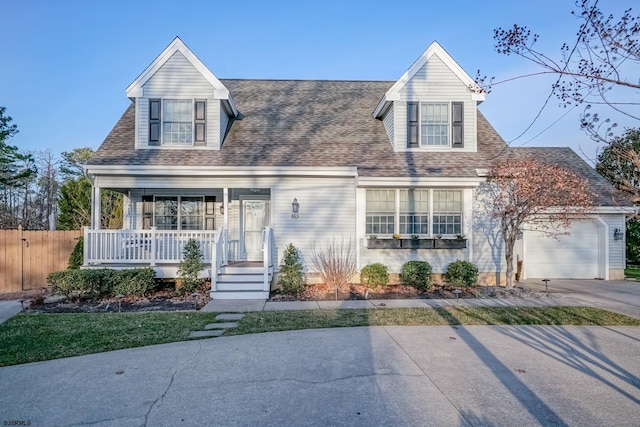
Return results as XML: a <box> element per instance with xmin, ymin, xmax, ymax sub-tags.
<box><xmin>137</xmin><ymin>51</ymin><xmax>221</xmax><ymax>149</ymax></box>
<box><xmin>471</xmin><ymin>187</ymin><xmax>506</xmax><ymax>275</ymax></box>
<box><xmin>270</xmin><ymin>177</ymin><xmax>357</xmax><ymax>273</ymax></box>
<box><xmin>394</xmin><ymin>54</ymin><xmax>477</xmax><ymax>152</ymax></box>
<box><xmin>602</xmin><ymin>214</ymin><xmax>626</xmax><ymax>269</ymax></box>
<box><xmin>382</xmin><ymin>105</ymin><xmax>394</xmax><ymax>145</ymax></box>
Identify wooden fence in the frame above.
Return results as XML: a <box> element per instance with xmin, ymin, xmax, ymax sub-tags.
<box><xmin>0</xmin><ymin>226</ymin><xmax>82</xmax><ymax>294</ymax></box>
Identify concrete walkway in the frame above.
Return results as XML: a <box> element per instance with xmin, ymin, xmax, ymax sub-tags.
<box><xmin>0</xmin><ymin>300</ymin><xmax>26</xmax><ymax>325</ymax></box>
<box><xmin>202</xmin><ymin>279</ymin><xmax>640</xmax><ymax>320</ymax></box>
<box><xmin>1</xmin><ymin>325</ymin><xmax>638</xmax><ymax>426</ymax></box>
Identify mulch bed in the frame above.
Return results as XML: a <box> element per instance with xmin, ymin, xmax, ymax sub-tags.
<box><xmin>269</xmin><ymin>283</ymin><xmax>541</xmax><ymax>301</ymax></box>
<box><xmin>21</xmin><ymin>283</ymin><xmax>542</xmax><ymax>313</ymax></box>
<box><xmin>25</xmin><ymin>288</ymin><xmax>210</xmax><ymax>314</ymax></box>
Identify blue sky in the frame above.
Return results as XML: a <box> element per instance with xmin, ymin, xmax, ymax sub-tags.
<box><xmin>3</xmin><ymin>0</ymin><xmax>637</xmax><ymax>164</ymax></box>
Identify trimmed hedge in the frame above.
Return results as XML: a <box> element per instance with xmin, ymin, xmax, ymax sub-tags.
<box><xmin>360</xmin><ymin>263</ymin><xmax>389</xmax><ymax>290</ymax></box>
<box><xmin>400</xmin><ymin>261</ymin><xmax>433</xmax><ymax>291</ymax></box>
<box><xmin>444</xmin><ymin>260</ymin><xmax>478</xmax><ymax>287</ymax></box>
<box><xmin>47</xmin><ymin>268</ymin><xmax>156</xmax><ymax>300</ymax></box>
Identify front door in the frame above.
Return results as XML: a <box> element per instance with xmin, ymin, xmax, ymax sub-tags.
<box><xmin>241</xmin><ymin>198</ymin><xmax>269</xmax><ymax>261</ymax></box>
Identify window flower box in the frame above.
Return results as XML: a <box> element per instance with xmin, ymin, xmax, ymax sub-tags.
<box><xmin>434</xmin><ymin>238</ymin><xmax>467</xmax><ymax>249</ymax></box>
<box><xmin>367</xmin><ymin>238</ymin><xmax>401</xmax><ymax>249</ymax></box>
<box><xmin>401</xmin><ymin>238</ymin><xmax>434</xmax><ymax>249</ymax></box>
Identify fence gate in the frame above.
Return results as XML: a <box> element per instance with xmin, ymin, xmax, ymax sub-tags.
<box><xmin>0</xmin><ymin>226</ymin><xmax>81</xmax><ymax>294</ymax></box>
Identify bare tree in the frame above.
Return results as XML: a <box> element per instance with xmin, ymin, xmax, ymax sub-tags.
<box><xmin>478</xmin><ymin>1</ymin><xmax>640</xmax><ymax>143</ymax></box>
<box><xmin>482</xmin><ymin>158</ymin><xmax>594</xmax><ymax>287</ymax></box>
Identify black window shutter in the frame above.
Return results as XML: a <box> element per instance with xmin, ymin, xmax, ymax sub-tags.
<box><xmin>407</xmin><ymin>102</ymin><xmax>419</xmax><ymax>148</ymax></box>
<box><xmin>142</xmin><ymin>195</ymin><xmax>154</xmax><ymax>229</ymax></box>
<box><xmin>204</xmin><ymin>196</ymin><xmax>215</xmax><ymax>230</ymax></box>
<box><xmin>194</xmin><ymin>100</ymin><xmax>206</xmax><ymax>146</ymax></box>
<box><xmin>452</xmin><ymin>102</ymin><xmax>463</xmax><ymax>148</ymax></box>
<box><xmin>149</xmin><ymin>100</ymin><xmax>161</xmax><ymax>146</ymax></box>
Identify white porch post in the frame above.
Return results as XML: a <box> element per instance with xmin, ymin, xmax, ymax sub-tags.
<box><xmin>223</xmin><ymin>187</ymin><xmax>229</xmax><ymax>228</ymax></box>
<box><xmin>149</xmin><ymin>226</ymin><xmax>157</xmax><ymax>267</ymax></box>
<box><xmin>92</xmin><ymin>185</ymin><xmax>102</xmax><ymax>229</ymax></box>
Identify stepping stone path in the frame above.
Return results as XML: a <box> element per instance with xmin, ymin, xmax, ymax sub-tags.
<box><xmin>188</xmin><ymin>313</ymin><xmax>245</xmax><ymax>339</ymax></box>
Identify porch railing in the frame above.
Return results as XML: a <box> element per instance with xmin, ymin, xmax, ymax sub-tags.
<box><xmin>84</xmin><ymin>227</ymin><xmax>216</xmax><ymax>266</ymax></box>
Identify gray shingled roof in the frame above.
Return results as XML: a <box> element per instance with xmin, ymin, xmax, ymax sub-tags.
<box><xmin>90</xmin><ymin>79</ymin><xmax>630</xmax><ymax>207</ymax></box>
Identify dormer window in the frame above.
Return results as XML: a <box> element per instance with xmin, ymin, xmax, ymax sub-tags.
<box><xmin>407</xmin><ymin>101</ymin><xmax>463</xmax><ymax>149</ymax></box>
<box><xmin>149</xmin><ymin>99</ymin><xmax>206</xmax><ymax>146</ymax></box>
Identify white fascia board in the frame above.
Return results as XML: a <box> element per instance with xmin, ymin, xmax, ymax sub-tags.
<box><xmin>85</xmin><ymin>164</ymin><xmax>358</xmax><ymax>178</ymax></box>
<box><xmin>590</xmin><ymin>206</ymin><xmax>638</xmax><ymax>214</ymax></box>
<box><xmin>381</xmin><ymin>41</ymin><xmax>486</xmax><ymax>106</ymax></box>
<box><xmin>357</xmin><ymin>176</ymin><xmax>483</xmax><ymax>187</ymax></box>
<box><xmin>534</xmin><ymin>206</ymin><xmax>637</xmax><ymax>215</ymax></box>
<box><xmin>373</xmin><ymin>97</ymin><xmax>395</xmax><ymax>119</ymax></box>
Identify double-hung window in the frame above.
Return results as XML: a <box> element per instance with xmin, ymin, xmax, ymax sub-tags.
<box><xmin>365</xmin><ymin>189</ymin><xmax>395</xmax><ymax>235</ymax></box>
<box><xmin>432</xmin><ymin>190</ymin><xmax>462</xmax><ymax>235</ymax></box>
<box><xmin>407</xmin><ymin>101</ymin><xmax>463</xmax><ymax>148</ymax></box>
<box><xmin>399</xmin><ymin>189</ymin><xmax>429</xmax><ymax>234</ymax></box>
<box><xmin>366</xmin><ymin>189</ymin><xmax>462</xmax><ymax>236</ymax></box>
<box><xmin>154</xmin><ymin>196</ymin><xmax>204</xmax><ymax>230</ymax></box>
<box><xmin>421</xmin><ymin>103</ymin><xmax>449</xmax><ymax>146</ymax></box>
<box><xmin>149</xmin><ymin>99</ymin><xmax>206</xmax><ymax>146</ymax></box>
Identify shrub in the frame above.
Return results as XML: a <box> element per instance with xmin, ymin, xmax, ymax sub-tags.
<box><xmin>177</xmin><ymin>239</ymin><xmax>205</xmax><ymax>294</ymax></box>
<box><xmin>47</xmin><ymin>268</ymin><xmax>157</xmax><ymax>300</ymax></box>
<box><xmin>360</xmin><ymin>263</ymin><xmax>389</xmax><ymax>290</ymax></box>
<box><xmin>310</xmin><ymin>237</ymin><xmax>358</xmax><ymax>287</ymax></box>
<box><xmin>47</xmin><ymin>269</ymin><xmax>107</xmax><ymax>300</ymax></box>
<box><xmin>444</xmin><ymin>260</ymin><xmax>479</xmax><ymax>287</ymax></box>
<box><xmin>278</xmin><ymin>243</ymin><xmax>305</xmax><ymax>296</ymax></box>
<box><xmin>400</xmin><ymin>261</ymin><xmax>433</xmax><ymax>291</ymax></box>
<box><xmin>68</xmin><ymin>237</ymin><xmax>84</xmax><ymax>270</ymax></box>
<box><xmin>112</xmin><ymin>268</ymin><xmax>157</xmax><ymax>296</ymax></box>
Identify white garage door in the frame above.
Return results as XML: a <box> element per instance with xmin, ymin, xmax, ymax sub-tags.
<box><xmin>524</xmin><ymin>220</ymin><xmax>600</xmax><ymax>279</ymax></box>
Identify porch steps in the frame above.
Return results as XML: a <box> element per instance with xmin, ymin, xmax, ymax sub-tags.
<box><xmin>211</xmin><ymin>263</ymin><xmax>273</xmax><ymax>300</ymax></box>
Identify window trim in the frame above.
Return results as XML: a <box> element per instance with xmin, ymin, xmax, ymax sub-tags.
<box><xmin>406</xmin><ymin>101</ymin><xmax>464</xmax><ymax>149</ymax></box>
<box><xmin>152</xmin><ymin>195</ymin><xmax>205</xmax><ymax>230</ymax></box>
<box><xmin>365</xmin><ymin>188</ymin><xmax>463</xmax><ymax>237</ymax></box>
<box><xmin>148</xmin><ymin>98</ymin><xmax>206</xmax><ymax>147</ymax></box>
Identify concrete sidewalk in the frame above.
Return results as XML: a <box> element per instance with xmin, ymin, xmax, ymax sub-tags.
<box><xmin>201</xmin><ymin>293</ymin><xmax>585</xmax><ymax>313</ymax></box>
<box><xmin>1</xmin><ymin>325</ymin><xmax>638</xmax><ymax>426</ymax></box>
<box><xmin>0</xmin><ymin>300</ymin><xmax>26</xmax><ymax>325</ymax></box>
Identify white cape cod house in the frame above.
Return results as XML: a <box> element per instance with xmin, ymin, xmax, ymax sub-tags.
<box><xmin>84</xmin><ymin>37</ymin><xmax>634</xmax><ymax>299</ymax></box>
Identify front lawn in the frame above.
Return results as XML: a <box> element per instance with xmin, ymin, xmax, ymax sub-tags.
<box><xmin>1</xmin><ymin>307</ymin><xmax>637</xmax><ymax>367</ymax></box>
<box><xmin>0</xmin><ymin>312</ymin><xmax>215</xmax><ymax>367</ymax></box>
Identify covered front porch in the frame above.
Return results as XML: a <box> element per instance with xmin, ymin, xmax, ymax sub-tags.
<box><xmin>84</xmin><ymin>183</ymin><xmax>275</xmax><ymax>299</ymax></box>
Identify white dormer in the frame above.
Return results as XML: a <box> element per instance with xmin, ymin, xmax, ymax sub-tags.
<box><xmin>126</xmin><ymin>37</ymin><xmax>238</xmax><ymax>150</ymax></box>
<box><xmin>374</xmin><ymin>41</ymin><xmax>485</xmax><ymax>153</ymax></box>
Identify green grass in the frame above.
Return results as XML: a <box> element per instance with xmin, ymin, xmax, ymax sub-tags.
<box><xmin>624</xmin><ymin>267</ymin><xmax>640</xmax><ymax>279</ymax></box>
<box><xmin>225</xmin><ymin>306</ymin><xmax>640</xmax><ymax>336</ymax></box>
<box><xmin>0</xmin><ymin>312</ymin><xmax>215</xmax><ymax>367</ymax></box>
<box><xmin>1</xmin><ymin>307</ymin><xmax>638</xmax><ymax>367</ymax></box>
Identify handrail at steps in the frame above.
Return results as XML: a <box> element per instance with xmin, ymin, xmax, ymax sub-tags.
<box><xmin>211</xmin><ymin>228</ymin><xmax>225</xmax><ymax>292</ymax></box>
<box><xmin>262</xmin><ymin>227</ymin><xmax>272</xmax><ymax>292</ymax></box>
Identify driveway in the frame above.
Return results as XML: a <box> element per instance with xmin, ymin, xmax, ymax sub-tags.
<box><xmin>522</xmin><ymin>279</ymin><xmax>640</xmax><ymax>319</ymax></box>
<box><xmin>1</xmin><ymin>325</ymin><xmax>639</xmax><ymax>426</ymax></box>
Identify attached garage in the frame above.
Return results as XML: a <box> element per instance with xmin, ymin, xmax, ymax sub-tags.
<box><xmin>523</xmin><ymin>219</ymin><xmax>606</xmax><ymax>280</ymax></box>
